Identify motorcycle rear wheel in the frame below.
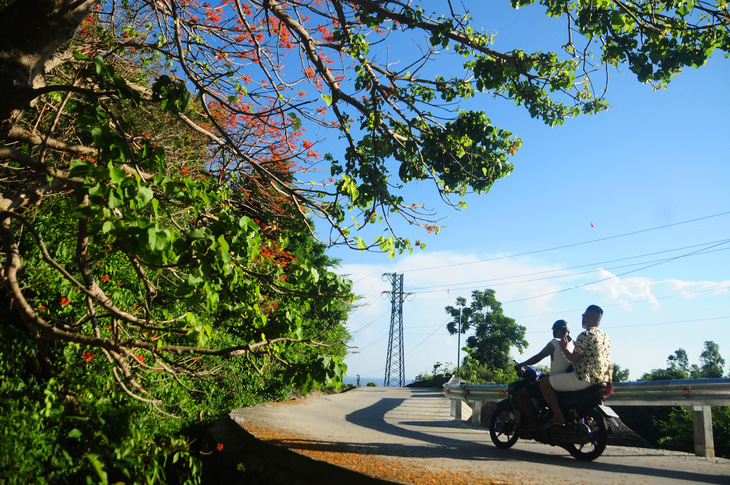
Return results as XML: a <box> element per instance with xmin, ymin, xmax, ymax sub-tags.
<box><xmin>565</xmin><ymin>408</ymin><xmax>607</xmax><ymax>461</ymax></box>
<box><xmin>489</xmin><ymin>401</ymin><xmax>519</xmax><ymax>449</ymax></box>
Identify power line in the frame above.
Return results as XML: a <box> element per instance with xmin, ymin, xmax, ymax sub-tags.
<box><xmin>341</xmin><ymin>211</ymin><xmax>730</xmax><ymax>303</ymax></box>
<box><xmin>608</xmin><ymin>315</ymin><xmax>730</xmax><ymax>330</ymax></box>
<box><xmin>354</xmin><ymin>332</ymin><xmax>388</xmax><ymax>351</ymax></box>
<box><xmin>350</xmin><ymin>308</ymin><xmax>390</xmax><ymax>335</ymax></box>
<box><xmin>350</xmin><ymin>280</ymin><xmax>730</xmax><ymax>353</ymax></box>
<box><xmin>430</xmin><ymin>247</ymin><xmax>730</xmax><ymax>294</ymax></box>
<box><xmin>406</xmin><ymin>318</ymin><xmax>450</xmax><ymax>355</ymax></box>
<box><xmin>403</xmin><ymin>241</ymin><xmax>730</xmax><ymax>294</ymax></box>
<box><xmin>395</xmin><ymin>210</ymin><xmax>730</xmax><ymax>274</ymax></box>
<box><xmin>527</xmin><ymin>316</ymin><xmax>730</xmax><ymax>337</ymax></box>
<box><xmin>503</xmin><ymin>239</ymin><xmax>730</xmax><ymax>304</ymax></box>
<box><xmin>514</xmin><ymin>284</ymin><xmax>730</xmax><ymax>321</ymax></box>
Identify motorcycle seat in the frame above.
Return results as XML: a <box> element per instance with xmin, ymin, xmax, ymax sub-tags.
<box><xmin>555</xmin><ymin>383</ymin><xmax>608</xmax><ymax>402</ymax></box>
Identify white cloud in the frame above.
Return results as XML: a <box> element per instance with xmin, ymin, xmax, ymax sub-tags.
<box><xmin>584</xmin><ymin>268</ymin><xmax>659</xmax><ymax>310</ymax></box>
<box><xmin>660</xmin><ymin>279</ymin><xmax>730</xmax><ymax>298</ymax></box>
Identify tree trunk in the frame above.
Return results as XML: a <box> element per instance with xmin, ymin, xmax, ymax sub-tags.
<box><xmin>0</xmin><ymin>0</ymin><xmax>95</xmax><ymax>134</ymax></box>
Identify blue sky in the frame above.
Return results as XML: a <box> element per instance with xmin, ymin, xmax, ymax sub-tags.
<box><xmin>317</xmin><ymin>3</ymin><xmax>730</xmax><ymax>384</ymax></box>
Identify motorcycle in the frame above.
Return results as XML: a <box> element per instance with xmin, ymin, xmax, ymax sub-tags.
<box><xmin>488</xmin><ymin>366</ymin><xmax>619</xmax><ymax>461</ymax></box>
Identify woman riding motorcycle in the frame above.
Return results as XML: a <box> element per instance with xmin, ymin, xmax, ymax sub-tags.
<box><xmin>513</xmin><ymin>319</ymin><xmax>573</xmax><ymax>432</ymax></box>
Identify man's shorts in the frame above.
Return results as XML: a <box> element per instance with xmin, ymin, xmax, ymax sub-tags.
<box><xmin>549</xmin><ymin>371</ymin><xmax>592</xmax><ymax>392</ymax></box>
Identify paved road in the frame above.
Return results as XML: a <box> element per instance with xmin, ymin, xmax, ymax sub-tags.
<box><xmin>230</xmin><ymin>387</ymin><xmax>729</xmax><ymax>484</ymax></box>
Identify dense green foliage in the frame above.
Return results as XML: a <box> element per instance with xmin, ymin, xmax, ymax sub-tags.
<box><xmin>0</xmin><ymin>5</ymin><xmax>354</xmax><ymax>481</ymax></box>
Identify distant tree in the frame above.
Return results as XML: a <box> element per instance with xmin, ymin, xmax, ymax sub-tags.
<box><xmin>448</xmin><ymin>289</ymin><xmax>527</xmax><ymax>372</ymax></box>
<box><xmin>612</xmin><ymin>364</ymin><xmax>630</xmax><ymax>383</ymax></box>
<box><xmin>640</xmin><ymin>342</ymin><xmax>726</xmax><ymax>381</ymax></box>
<box><xmin>667</xmin><ymin>348</ymin><xmax>690</xmax><ymax>377</ymax></box>
<box><xmin>445</xmin><ymin>297</ymin><xmax>473</xmax><ymax>335</ymax></box>
<box><xmin>699</xmin><ymin>341</ymin><xmax>726</xmax><ymax>378</ymax></box>
<box><xmin>445</xmin><ymin>296</ymin><xmax>473</xmax><ymax>369</ymax></box>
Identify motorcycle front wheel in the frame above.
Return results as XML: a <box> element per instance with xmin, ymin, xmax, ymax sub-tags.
<box><xmin>489</xmin><ymin>400</ymin><xmax>519</xmax><ymax>449</ymax></box>
<box><xmin>566</xmin><ymin>408</ymin><xmax>607</xmax><ymax>461</ymax></box>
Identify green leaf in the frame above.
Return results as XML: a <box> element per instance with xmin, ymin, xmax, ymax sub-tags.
<box><xmin>187</xmin><ymin>273</ymin><xmax>203</xmax><ymax>286</ymax></box>
<box><xmin>189</xmin><ymin>229</ymin><xmax>206</xmax><ymax>240</ymax></box>
<box><xmin>94</xmin><ymin>57</ymin><xmax>105</xmax><ymax>75</ymax></box>
<box><xmin>134</xmin><ymin>187</ymin><xmax>154</xmax><ymax>209</ymax></box>
<box><xmin>320</xmin><ymin>94</ymin><xmax>332</xmax><ymax>106</ymax></box>
<box><xmin>68</xmin><ymin>428</ymin><xmax>82</xmax><ymax>439</ymax></box>
<box><xmin>288</xmin><ymin>112</ymin><xmax>302</xmax><ymax>130</ymax></box>
<box><xmin>73</xmin><ymin>51</ymin><xmax>91</xmax><ymax>61</ymax></box>
<box><xmin>217</xmin><ymin>234</ymin><xmax>230</xmax><ymax>254</ymax></box>
<box><xmin>69</xmin><ymin>160</ymin><xmax>94</xmax><ymax>179</ymax></box>
<box><xmin>88</xmin><ymin>182</ymin><xmax>104</xmax><ymax>196</ymax></box>
<box><xmin>108</xmin><ymin>190</ymin><xmax>123</xmax><ymax>209</ymax></box>
<box><xmin>109</xmin><ymin>166</ymin><xmax>127</xmax><ymax>184</ymax></box>
<box><xmin>148</xmin><ymin>227</ymin><xmax>171</xmax><ymax>251</ymax></box>
<box><xmin>87</xmin><ymin>454</ymin><xmax>109</xmax><ymax>485</ymax></box>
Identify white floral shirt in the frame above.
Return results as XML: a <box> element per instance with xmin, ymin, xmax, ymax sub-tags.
<box><xmin>574</xmin><ymin>327</ymin><xmax>612</xmax><ymax>385</ymax></box>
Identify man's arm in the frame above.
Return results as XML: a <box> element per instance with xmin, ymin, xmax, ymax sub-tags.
<box><xmin>560</xmin><ymin>336</ymin><xmax>582</xmax><ymax>364</ymax></box>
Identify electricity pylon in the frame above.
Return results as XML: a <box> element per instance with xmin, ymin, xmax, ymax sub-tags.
<box><xmin>383</xmin><ymin>273</ymin><xmax>411</xmax><ymax>387</ymax></box>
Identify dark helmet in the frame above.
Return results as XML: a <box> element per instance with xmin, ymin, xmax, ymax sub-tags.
<box><xmin>552</xmin><ymin>319</ymin><xmax>569</xmax><ymax>333</ymax></box>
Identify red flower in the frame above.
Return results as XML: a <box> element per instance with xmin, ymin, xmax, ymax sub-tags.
<box><xmin>216</xmin><ymin>443</ymin><xmax>224</xmax><ymax>451</ymax></box>
<box><xmin>100</xmin><ymin>275</ymin><xmax>110</xmax><ymax>283</ymax></box>
<box><xmin>82</xmin><ymin>352</ymin><xmax>94</xmax><ymax>362</ymax></box>
<box><xmin>135</xmin><ymin>354</ymin><xmax>145</xmax><ymax>362</ymax></box>
<box><xmin>60</xmin><ymin>297</ymin><xmax>71</xmax><ymax>306</ymax></box>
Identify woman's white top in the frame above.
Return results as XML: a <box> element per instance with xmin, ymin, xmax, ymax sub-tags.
<box><xmin>550</xmin><ymin>338</ymin><xmax>574</xmax><ymax>374</ymax></box>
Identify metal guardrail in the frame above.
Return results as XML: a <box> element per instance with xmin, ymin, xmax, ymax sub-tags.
<box><xmin>606</xmin><ymin>378</ymin><xmax>730</xmax><ymax>406</ymax></box>
<box><xmin>442</xmin><ymin>378</ymin><xmax>730</xmax><ymax>458</ymax></box>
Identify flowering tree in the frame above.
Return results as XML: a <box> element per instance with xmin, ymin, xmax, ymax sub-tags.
<box><xmin>1</xmin><ymin>0</ymin><xmax>728</xmax><ymax>401</ymax></box>
<box><xmin>0</xmin><ymin>0</ymin><xmax>357</xmax><ymax>414</ymax></box>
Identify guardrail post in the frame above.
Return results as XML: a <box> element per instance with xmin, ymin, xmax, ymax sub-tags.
<box><xmin>472</xmin><ymin>400</ymin><xmax>483</xmax><ymax>427</ymax></box>
<box><xmin>452</xmin><ymin>398</ymin><xmax>462</xmax><ymax>420</ymax></box>
<box><xmin>692</xmin><ymin>406</ymin><xmax>715</xmax><ymax>458</ymax></box>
